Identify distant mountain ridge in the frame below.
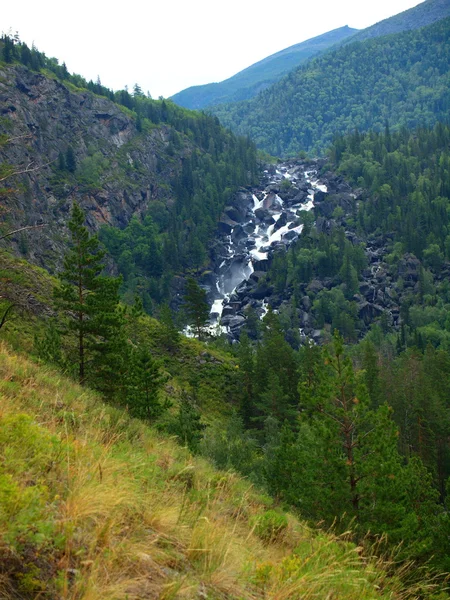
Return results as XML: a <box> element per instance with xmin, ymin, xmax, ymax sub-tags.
<box><xmin>211</xmin><ymin>15</ymin><xmax>450</xmax><ymax>156</ymax></box>
<box><xmin>342</xmin><ymin>0</ymin><xmax>450</xmax><ymax>44</ymax></box>
<box><xmin>170</xmin><ymin>26</ymin><xmax>358</xmax><ymax>110</ymax></box>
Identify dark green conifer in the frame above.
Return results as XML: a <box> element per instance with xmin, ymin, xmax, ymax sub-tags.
<box><xmin>125</xmin><ymin>347</ymin><xmax>166</xmax><ymax>420</ymax></box>
<box><xmin>184</xmin><ymin>277</ymin><xmax>209</xmax><ymax>339</ymax></box>
<box><xmin>55</xmin><ymin>202</ymin><xmax>123</xmax><ymax>385</ymax></box>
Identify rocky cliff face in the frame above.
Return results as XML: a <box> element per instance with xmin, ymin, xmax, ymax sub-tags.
<box><xmin>0</xmin><ymin>65</ymin><xmax>187</xmax><ymax>268</ymax></box>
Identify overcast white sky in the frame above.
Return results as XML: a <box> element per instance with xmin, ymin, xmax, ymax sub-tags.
<box><xmin>2</xmin><ymin>0</ymin><xmax>422</xmax><ymax>98</ymax></box>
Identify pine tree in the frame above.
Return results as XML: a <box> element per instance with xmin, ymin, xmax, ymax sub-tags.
<box><xmin>125</xmin><ymin>347</ymin><xmax>166</xmax><ymax>420</ymax></box>
<box><xmin>55</xmin><ymin>202</ymin><xmax>123</xmax><ymax>385</ymax></box>
<box><xmin>159</xmin><ymin>303</ymin><xmax>180</xmax><ymax>352</ymax></box>
<box><xmin>175</xmin><ymin>393</ymin><xmax>206</xmax><ymax>453</ymax></box>
<box><xmin>184</xmin><ymin>277</ymin><xmax>210</xmax><ymax>339</ymax></box>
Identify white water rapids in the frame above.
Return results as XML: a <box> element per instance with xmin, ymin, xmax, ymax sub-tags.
<box><xmin>199</xmin><ymin>163</ymin><xmax>327</xmax><ymax>337</ymax></box>
<box><xmin>182</xmin><ymin>163</ymin><xmax>327</xmax><ymax>339</ymax></box>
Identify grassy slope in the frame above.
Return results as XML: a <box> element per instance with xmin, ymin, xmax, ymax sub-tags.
<box><xmin>0</xmin><ymin>252</ymin><xmax>438</xmax><ymax>599</ymax></box>
<box><xmin>0</xmin><ymin>345</ymin><xmax>427</xmax><ymax>600</ymax></box>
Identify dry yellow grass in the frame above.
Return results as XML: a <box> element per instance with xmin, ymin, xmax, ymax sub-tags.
<box><xmin>0</xmin><ymin>343</ymin><xmax>432</xmax><ymax>599</ymax></box>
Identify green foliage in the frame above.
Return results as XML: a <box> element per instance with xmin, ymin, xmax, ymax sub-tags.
<box><xmin>54</xmin><ymin>202</ymin><xmax>124</xmax><ymax>386</ymax></box>
<box><xmin>172</xmin><ymin>394</ymin><xmax>206</xmax><ymax>453</ymax></box>
<box><xmin>213</xmin><ymin>17</ymin><xmax>450</xmax><ymax>155</ymax></box>
<box><xmin>34</xmin><ymin>319</ymin><xmax>62</xmax><ymax>366</ymax></box>
<box><xmin>158</xmin><ymin>303</ymin><xmax>180</xmax><ymax>352</ymax></box>
<box><xmin>201</xmin><ymin>412</ymin><xmax>260</xmax><ymax>478</ymax></box>
<box><xmin>0</xmin><ymin>413</ymin><xmax>66</xmax><ymax>595</ymax></box>
<box><xmin>184</xmin><ymin>277</ymin><xmax>210</xmax><ymax>339</ymax></box>
<box><xmin>331</xmin><ymin>123</ymin><xmax>450</xmax><ymax>259</ymax></box>
<box><xmin>124</xmin><ymin>347</ymin><xmax>167</xmax><ymax>420</ymax></box>
<box><xmin>251</xmin><ymin>509</ymin><xmax>288</xmax><ymax>543</ymax></box>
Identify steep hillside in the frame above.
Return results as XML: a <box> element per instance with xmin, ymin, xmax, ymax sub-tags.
<box><xmin>1</xmin><ymin>341</ymin><xmax>429</xmax><ymax>599</ymax></box>
<box><xmin>0</xmin><ymin>250</ymin><xmax>433</xmax><ymax>599</ymax></box>
<box><xmin>212</xmin><ymin>16</ymin><xmax>450</xmax><ymax>156</ymax></box>
<box><xmin>170</xmin><ymin>26</ymin><xmax>358</xmax><ymax>110</ymax></box>
<box><xmin>0</xmin><ymin>48</ymin><xmax>257</xmax><ymax>307</ymax></box>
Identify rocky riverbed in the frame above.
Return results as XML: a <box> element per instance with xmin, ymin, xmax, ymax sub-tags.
<box><xmin>198</xmin><ymin>157</ymin><xmax>446</xmax><ymax>344</ymax></box>
<box><xmin>203</xmin><ymin>160</ymin><xmax>327</xmax><ymax>339</ymax></box>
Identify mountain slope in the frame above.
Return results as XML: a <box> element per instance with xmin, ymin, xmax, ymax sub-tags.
<box><xmin>0</xmin><ymin>250</ymin><xmax>426</xmax><ymax>599</ymax></box>
<box><xmin>170</xmin><ymin>26</ymin><xmax>358</xmax><ymax>110</ymax></box>
<box><xmin>1</xmin><ymin>339</ymin><xmax>427</xmax><ymax>599</ymax></box>
<box><xmin>212</xmin><ymin>16</ymin><xmax>450</xmax><ymax>156</ymax></box>
<box><xmin>0</xmin><ymin>43</ymin><xmax>257</xmax><ymax>307</ymax></box>
<box><xmin>342</xmin><ymin>0</ymin><xmax>450</xmax><ymax>44</ymax></box>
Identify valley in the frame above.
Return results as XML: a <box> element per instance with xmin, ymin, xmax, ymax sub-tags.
<box><xmin>1</xmin><ymin>2</ymin><xmax>450</xmax><ymax>597</ymax></box>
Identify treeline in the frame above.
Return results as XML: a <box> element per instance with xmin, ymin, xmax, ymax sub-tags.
<box><xmin>330</xmin><ymin>122</ymin><xmax>450</xmax><ymax>259</ymax></box>
<box><xmin>211</xmin><ymin>16</ymin><xmax>450</xmax><ymax>156</ymax></box>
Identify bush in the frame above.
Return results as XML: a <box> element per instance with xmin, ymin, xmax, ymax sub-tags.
<box><xmin>251</xmin><ymin>509</ymin><xmax>288</xmax><ymax>543</ymax></box>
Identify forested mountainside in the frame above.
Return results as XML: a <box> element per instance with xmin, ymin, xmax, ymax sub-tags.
<box><xmin>170</xmin><ymin>26</ymin><xmax>358</xmax><ymax>110</ymax></box>
<box><xmin>172</xmin><ymin>0</ymin><xmax>450</xmax><ymax>113</ymax></box>
<box><xmin>0</xmin><ymin>38</ymin><xmax>258</xmax><ymax>309</ymax></box>
<box><xmin>3</xmin><ymin>20</ymin><xmax>450</xmax><ymax>599</ymax></box>
<box><xmin>243</xmin><ymin>124</ymin><xmax>450</xmax><ymax>346</ymax></box>
<box><xmin>212</xmin><ymin>16</ymin><xmax>450</xmax><ymax>156</ymax></box>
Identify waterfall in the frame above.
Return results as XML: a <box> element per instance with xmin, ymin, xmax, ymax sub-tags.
<box><xmin>205</xmin><ymin>162</ymin><xmax>327</xmax><ymax>337</ymax></box>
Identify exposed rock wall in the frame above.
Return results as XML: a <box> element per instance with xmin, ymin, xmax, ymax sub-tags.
<box><xmin>0</xmin><ymin>65</ymin><xmax>186</xmax><ymax>268</ymax></box>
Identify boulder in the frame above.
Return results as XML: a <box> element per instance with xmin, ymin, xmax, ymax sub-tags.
<box><xmin>218</xmin><ymin>215</ymin><xmax>238</xmax><ymax>235</ymax></box>
<box><xmin>262</xmin><ymin>192</ymin><xmax>279</xmax><ymax>210</ymax></box>
<box><xmin>398</xmin><ymin>253</ymin><xmax>421</xmax><ymax>281</ymax></box>
<box><xmin>273</xmin><ymin>212</ymin><xmax>288</xmax><ymax>232</ymax></box>
<box><xmin>228</xmin><ymin>315</ymin><xmax>246</xmax><ymax>330</ymax></box>
<box><xmin>307</xmin><ymin>279</ymin><xmax>324</xmax><ymax>294</ymax></box>
<box><xmin>224</xmin><ymin>205</ymin><xmax>246</xmax><ymax>223</ymax></box>
<box><xmin>282</xmin><ymin>230</ymin><xmax>298</xmax><ymax>242</ymax></box>
<box><xmin>358</xmin><ymin>302</ymin><xmax>385</xmax><ymax>325</ymax></box>
<box><xmin>301</xmin><ymin>296</ymin><xmax>312</xmax><ymax>311</ymax></box>
<box><xmin>249</xmin><ymin>282</ymin><xmax>274</xmax><ymax>300</ymax></box>
<box><xmin>249</xmin><ymin>271</ymin><xmax>266</xmax><ymax>283</ymax></box>
<box><xmin>252</xmin><ymin>258</ymin><xmax>271</xmax><ymax>272</ymax></box>
<box><xmin>231</xmin><ymin>224</ymin><xmax>247</xmax><ymax>242</ymax></box>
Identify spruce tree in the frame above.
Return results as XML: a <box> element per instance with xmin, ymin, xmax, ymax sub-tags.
<box><xmin>159</xmin><ymin>303</ymin><xmax>180</xmax><ymax>352</ymax></box>
<box><xmin>55</xmin><ymin>202</ymin><xmax>123</xmax><ymax>386</ymax></box>
<box><xmin>125</xmin><ymin>347</ymin><xmax>166</xmax><ymax>420</ymax></box>
<box><xmin>184</xmin><ymin>277</ymin><xmax>209</xmax><ymax>339</ymax></box>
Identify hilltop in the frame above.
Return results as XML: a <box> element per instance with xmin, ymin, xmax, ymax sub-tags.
<box><xmin>212</xmin><ymin>15</ymin><xmax>450</xmax><ymax>155</ymax></box>
<box><xmin>170</xmin><ymin>26</ymin><xmax>358</xmax><ymax>110</ymax></box>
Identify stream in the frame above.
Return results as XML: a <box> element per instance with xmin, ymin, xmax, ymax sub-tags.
<box><xmin>204</xmin><ymin>161</ymin><xmax>328</xmax><ymax>339</ymax></box>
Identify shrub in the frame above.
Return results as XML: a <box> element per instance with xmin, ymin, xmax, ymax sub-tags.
<box><xmin>251</xmin><ymin>509</ymin><xmax>288</xmax><ymax>543</ymax></box>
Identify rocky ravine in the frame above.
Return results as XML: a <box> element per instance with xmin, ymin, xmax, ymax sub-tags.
<box><xmin>204</xmin><ymin>159</ymin><xmax>439</xmax><ymax>344</ymax></box>
<box><xmin>202</xmin><ymin>161</ymin><xmax>326</xmax><ymax>340</ymax></box>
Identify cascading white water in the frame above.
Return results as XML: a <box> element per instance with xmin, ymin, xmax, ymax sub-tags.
<box><xmin>208</xmin><ymin>163</ymin><xmax>328</xmax><ymax>332</ymax></box>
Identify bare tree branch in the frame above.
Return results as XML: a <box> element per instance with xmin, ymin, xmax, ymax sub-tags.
<box><xmin>0</xmin><ymin>223</ymin><xmax>47</xmax><ymax>241</ymax></box>
<box><xmin>0</xmin><ymin>160</ymin><xmax>54</xmax><ymax>183</ymax></box>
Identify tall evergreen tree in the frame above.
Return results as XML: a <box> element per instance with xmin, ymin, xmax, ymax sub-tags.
<box><xmin>184</xmin><ymin>277</ymin><xmax>210</xmax><ymax>339</ymax></box>
<box><xmin>55</xmin><ymin>202</ymin><xmax>123</xmax><ymax>385</ymax></box>
<box><xmin>125</xmin><ymin>347</ymin><xmax>166</xmax><ymax>420</ymax></box>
